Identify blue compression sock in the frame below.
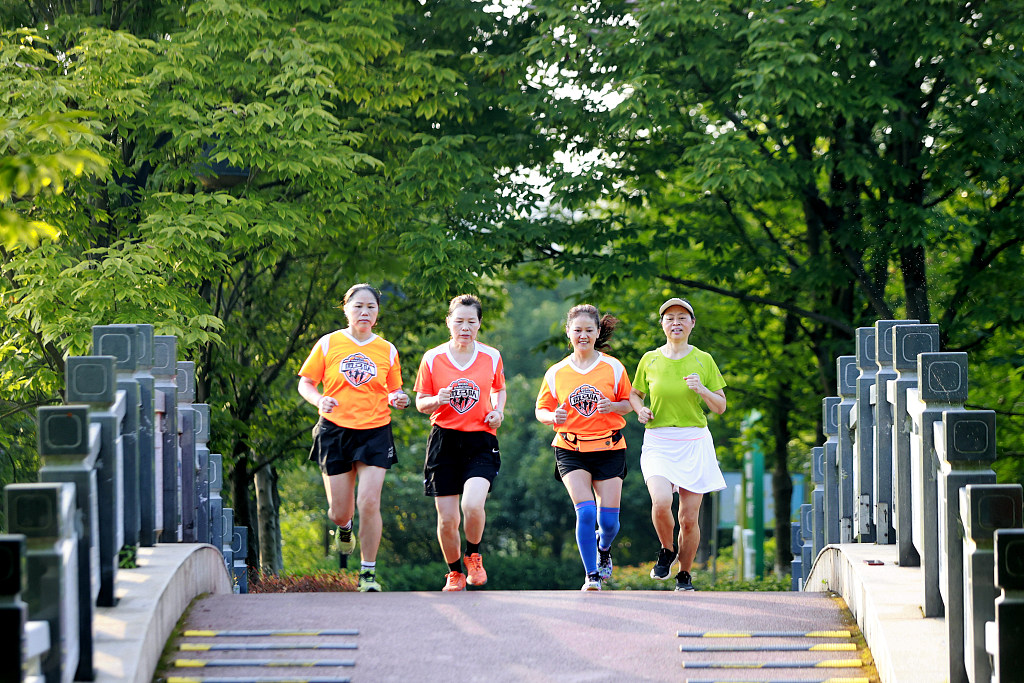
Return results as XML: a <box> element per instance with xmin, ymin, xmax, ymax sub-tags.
<box><xmin>574</xmin><ymin>501</ymin><xmax>598</xmax><ymax>574</ymax></box>
<box><xmin>597</xmin><ymin>507</ymin><xmax>620</xmax><ymax>550</ymax></box>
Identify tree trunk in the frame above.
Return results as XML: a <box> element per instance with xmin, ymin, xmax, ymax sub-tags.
<box><xmin>255</xmin><ymin>465</ymin><xmax>282</xmax><ymax>576</ymax></box>
<box><xmin>900</xmin><ymin>244</ymin><xmax>931</xmax><ymax>324</ymax></box>
<box><xmin>772</xmin><ymin>313</ymin><xmax>797</xmax><ymax>576</ymax></box>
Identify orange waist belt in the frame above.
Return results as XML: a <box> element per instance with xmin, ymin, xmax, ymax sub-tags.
<box><xmin>555</xmin><ymin>430</ymin><xmax>625</xmax><ymax>452</ymax></box>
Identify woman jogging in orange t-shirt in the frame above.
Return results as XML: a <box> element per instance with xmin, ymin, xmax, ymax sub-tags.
<box><xmin>535</xmin><ymin>304</ymin><xmax>633</xmax><ymax>591</ymax></box>
<box><xmin>297</xmin><ymin>283</ymin><xmax>410</xmax><ymax>592</ymax></box>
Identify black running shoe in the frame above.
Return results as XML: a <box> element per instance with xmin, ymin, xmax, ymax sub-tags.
<box><xmin>674</xmin><ymin>570</ymin><xmax>695</xmax><ymax>591</ymax></box>
<box><xmin>650</xmin><ymin>547</ymin><xmax>677</xmax><ymax>580</ymax></box>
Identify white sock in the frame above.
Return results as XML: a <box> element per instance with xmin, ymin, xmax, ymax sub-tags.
<box><xmin>361</xmin><ymin>561</ymin><xmax>376</xmax><ymax>573</ymax></box>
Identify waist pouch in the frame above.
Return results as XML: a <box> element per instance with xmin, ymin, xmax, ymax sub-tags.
<box><xmin>555</xmin><ymin>430</ymin><xmax>623</xmax><ymax>452</ymax></box>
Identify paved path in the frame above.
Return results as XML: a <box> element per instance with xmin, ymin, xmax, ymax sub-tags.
<box><xmin>159</xmin><ymin>590</ymin><xmax>876</xmax><ymax>682</ymax></box>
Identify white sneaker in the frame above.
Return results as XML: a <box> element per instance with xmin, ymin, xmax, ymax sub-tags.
<box><xmin>581</xmin><ymin>574</ymin><xmax>602</xmax><ymax>591</ymax></box>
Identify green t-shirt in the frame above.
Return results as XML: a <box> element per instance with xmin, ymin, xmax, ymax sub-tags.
<box><xmin>632</xmin><ymin>346</ymin><xmax>726</xmax><ymax>429</ymax></box>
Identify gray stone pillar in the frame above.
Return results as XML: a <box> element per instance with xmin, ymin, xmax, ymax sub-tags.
<box><xmin>822</xmin><ymin>396</ymin><xmax>841</xmax><ymax>546</ymax></box>
<box><xmin>177</xmin><ymin>361</ymin><xmax>197</xmax><ymax>542</ymax></box>
<box><xmin>935</xmin><ymin>409</ymin><xmax>997</xmax><ymax>683</ymax></box>
<box><xmin>811</xmin><ymin>446</ymin><xmax>825</xmax><ymax>556</ymax></box>
<box><xmin>853</xmin><ymin>327</ymin><xmax>877</xmax><ymax>543</ymax></box>
<box><xmin>790</xmin><ymin>520</ymin><xmax>802</xmax><ymax>590</ymax></box>
<box><xmin>154</xmin><ymin>336</ymin><xmax>179</xmax><ymax>542</ymax></box>
<box><xmin>210</xmin><ymin>454</ymin><xmax>224</xmax><ymax>552</ymax></box>
<box><xmin>960</xmin><ymin>484</ymin><xmax>1022</xmax><ymax>683</ymax></box>
<box><xmin>907</xmin><ymin>351</ymin><xmax>968</xmax><ymax>617</ymax></box>
<box><xmin>837</xmin><ymin>356</ymin><xmax>857</xmax><ymax>543</ymax></box>
<box><xmin>873</xmin><ymin>319</ymin><xmax>918</xmax><ymax>546</ymax></box>
<box><xmin>5</xmin><ymin>483</ymin><xmax>79</xmax><ymax>683</ymax></box>
<box><xmin>193</xmin><ymin>404</ymin><xmax>211</xmax><ymax>544</ymax></box>
<box><xmin>991</xmin><ymin>529</ymin><xmax>1024</xmax><ymax>683</ymax></box>
<box><xmin>36</xmin><ymin>401</ymin><xmax>100</xmax><ymax>680</ymax></box>
<box><xmin>889</xmin><ymin>323</ymin><xmax>939</xmax><ymax>567</ymax></box>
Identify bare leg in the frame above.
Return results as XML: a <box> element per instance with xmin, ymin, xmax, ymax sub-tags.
<box><xmin>646</xmin><ymin>475</ymin><xmax>676</xmax><ymax>549</ymax></box>
<box><xmin>592</xmin><ymin>477</ymin><xmax>623</xmax><ymax>508</ymax></box>
<box><xmin>353</xmin><ymin>462</ymin><xmax>387</xmax><ymax>563</ymax></box>
<box><xmin>434</xmin><ymin>495</ymin><xmax>462</xmax><ymax>563</ymax></box>
<box><xmin>321</xmin><ymin>470</ymin><xmax>356</xmax><ymax>528</ymax></box>
<box><xmin>677</xmin><ymin>489</ymin><xmax>704</xmax><ymax>571</ymax></box>
<box><xmin>460</xmin><ymin>477</ymin><xmax>490</xmax><ymax>545</ymax></box>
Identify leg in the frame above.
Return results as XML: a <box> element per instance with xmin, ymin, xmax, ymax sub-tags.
<box><xmin>321</xmin><ymin>470</ymin><xmax>356</xmax><ymax>528</ymax></box>
<box><xmin>460</xmin><ymin>477</ymin><xmax>490</xmax><ymax>545</ymax></box>
<box><xmin>562</xmin><ymin>469</ymin><xmax>599</xmax><ymax>575</ymax></box>
<box><xmin>593</xmin><ymin>477</ymin><xmax>623</xmax><ymax>549</ymax></box>
<box><xmin>676</xmin><ymin>489</ymin><xmax>704</xmax><ymax>572</ymax></box>
<box><xmin>646</xmin><ymin>475</ymin><xmax>677</xmax><ymax>549</ymax></box>
<box><xmin>434</xmin><ymin>495</ymin><xmax>462</xmax><ymax>564</ymax></box>
<box><xmin>353</xmin><ymin>462</ymin><xmax>387</xmax><ymax>563</ymax></box>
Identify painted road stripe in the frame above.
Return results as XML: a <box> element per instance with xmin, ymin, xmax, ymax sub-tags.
<box><xmin>167</xmin><ymin>678</ymin><xmax>351</xmax><ymax>683</ymax></box>
<box><xmin>174</xmin><ymin>659</ymin><xmax>355</xmax><ymax>668</ymax></box>
<box><xmin>680</xmin><ymin>643</ymin><xmax>858</xmax><ymax>652</ymax></box>
<box><xmin>683</xmin><ymin>679</ymin><xmax>870</xmax><ymax>683</ymax></box>
<box><xmin>181</xmin><ymin>643</ymin><xmax>358</xmax><ymax>652</ymax></box>
<box><xmin>677</xmin><ymin>630</ymin><xmax>853</xmax><ymax>638</ymax></box>
<box><xmin>681</xmin><ymin>659</ymin><xmax>863</xmax><ymax>669</ymax></box>
<box><xmin>183</xmin><ymin>629</ymin><xmax>359</xmax><ymax>637</ymax></box>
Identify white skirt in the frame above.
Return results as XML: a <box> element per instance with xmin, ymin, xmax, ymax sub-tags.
<box><xmin>640</xmin><ymin>426</ymin><xmax>726</xmax><ymax>494</ymax></box>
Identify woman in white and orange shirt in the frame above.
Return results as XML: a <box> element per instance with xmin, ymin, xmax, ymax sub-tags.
<box><xmin>298</xmin><ymin>283</ymin><xmax>410</xmax><ymax>593</ymax></box>
<box><xmin>415</xmin><ymin>295</ymin><xmax>506</xmax><ymax>592</ymax></box>
<box><xmin>535</xmin><ymin>304</ymin><xmax>633</xmax><ymax>591</ymax></box>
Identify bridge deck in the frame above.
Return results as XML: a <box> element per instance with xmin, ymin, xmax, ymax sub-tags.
<box><xmin>159</xmin><ymin>590</ymin><xmax>876</xmax><ymax>682</ymax></box>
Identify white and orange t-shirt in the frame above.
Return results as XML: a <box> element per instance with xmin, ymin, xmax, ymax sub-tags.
<box><xmin>414</xmin><ymin>342</ymin><xmax>505</xmax><ymax>435</ymax></box>
<box><xmin>536</xmin><ymin>353</ymin><xmax>632</xmax><ymax>450</ymax></box>
<box><xmin>298</xmin><ymin>330</ymin><xmax>402</xmax><ymax>429</ymax></box>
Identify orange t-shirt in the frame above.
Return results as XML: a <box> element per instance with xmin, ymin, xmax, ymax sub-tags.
<box><xmin>414</xmin><ymin>342</ymin><xmax>505</xmax><ymax>435</ymax></box>
<box><xmin>536</xmin><ymin>353</ymin><xmax>632</xmax><ymax>449</ymax></box>
<box><xmin>298</xmin><ymin>330</ymin><xmax>403</xmax><ymax>429</ymax></box>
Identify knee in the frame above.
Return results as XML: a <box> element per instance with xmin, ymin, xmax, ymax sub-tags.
<box><xmin>650</xmin><ymin>497</ymin><xmax>673</xmax><ymax>517</ymax></box>
<box><xmin>356</xmin><ymin>490</ymin><xmax>380</xmax><ymax>514</ymax></box>
<box><xmin>461</xmin><ymin>499</ymin><xmax>485</xmax><ymax>521</ymax></box>
<box><xmin>437</xmin><ymin>510</ymin><xmax>461</xmax><ymax>533</ymax></box>
<box><xmin>678</xmin><ymin>511</ymin><xmax>699</xmax><ymax>533</ymax></box>
<box><xmin>327</xmin><ymin>507</ymin><xmax>350</xmax><ymax>527</ymax></box>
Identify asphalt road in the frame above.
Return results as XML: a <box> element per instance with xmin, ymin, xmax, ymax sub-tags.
<box><xmin>159</xmin><ymin>590</ymin><xmax>876</xmax><ymax>682</ymax></box>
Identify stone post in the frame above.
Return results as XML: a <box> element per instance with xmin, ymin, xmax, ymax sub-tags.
<box><xmin>872</xmin><ymin>319</ymin><xmax>918</xmax><ymax>546</ymax></box>
<box><xmin>853</xmin><ymin>327</ymin><xmax>877</xmax><ymax>543</ymax></box>
<box><xmin>822</xmin><ymin>396</ymin><xmax>841</xmax><ymax>546</ymax></box>
<box><xmin>990</xmin><ymin>529</ymin><xmax>1024</xmax><ymax>683</ymax></box>
<box><xmin>177</xmin><ymin>361</ymin><xmax>197</xmax><ymax>542</ymax></box>
<box><xmin>811</xmin><ymin>445</ymin><xmax>825</xmax><ymax>556</ymax></box>
<box><xmin>837</xmin><ymin>356</ymin><xmax>857</xmax><ymax>543</ymax></box>
<box><xmin>153</xmin><ymin>335</ymin><xmax>179</xmax><ymax>542</ymax></box>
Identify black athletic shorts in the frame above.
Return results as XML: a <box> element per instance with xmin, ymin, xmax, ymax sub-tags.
<box><xmin>553</xmin><ymin>447</ymin><xmax>627</xmax><ymax>482</ymax></box>
<box><xmin>423</xmin><ymin>425</ymin><xmax>501</xmax><ymax>497</ymax></box>
<box><xmin>309</xmin><ymin>418</ymin><xmax>397</xmax><ymax>476</ymax></box>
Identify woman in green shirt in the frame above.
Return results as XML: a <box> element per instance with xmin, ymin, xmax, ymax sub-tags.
<box><xmin>628</xmin><ymin>297</ymin><xmax>727</xmax><ymax>591</ymax></box>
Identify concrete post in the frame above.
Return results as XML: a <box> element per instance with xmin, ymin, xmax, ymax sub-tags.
<box><xmin>210</xmin><ymin>453</ymin><xmax>224</xmax><ymax>553</ymax></box>
<box><xmin>935</xmin><ymin>409</ymin><xmax>998</xmax><ymax>683</ymax></box>
<box><xmin>853</xmin><ymin>327</ymin><xmax>877</xmax><ymax>543</ymax></box>
<box><xmin>991</xmin><ymin>529</ymin><xmax>1024</xmax><ymax>683</ymax></box>
<box><xmin>790</xmin><ymin>520</ymin><xmax>803</xmax><ymax>590</ymax></box>
<box><xmin>811</xmin><ymin>446</ymin><xmax>825</xmax><ymax>556</ymax></box>
<box><xmin>5</xmin><ymin>483</ymin><xmax>79</xmax><ymax>683</ymax></box>
<box><xmin>194</xmin><ymin>404</ymin><xmax>211</xmax><ymax>544</ymax></box>
<box><xmin>960</xmin><ymin>484</ymin><xmax>1022</xmax><ymax>683</ymax></box>
<box><xmin>153</xmin><ymin>335</ymin><xmax>179</xmax><ymax>543</ymax></box>
<box><xmin>873</xmin><ymin>319</ymin><xmax>918</xmax><ymax>546</ymax></box>
<box><xmin>36</xmin><ymin>401</ymin><xmax>100</xmax><ymax>681</ymax></box>
<box><xmin>822</xmin><ymin>396</ymin><xmax>841</xmax><ymax>546</ymax></box>
<box><xmin>800</xmin><ymin>503</ymin><xmax>813</xmax><ymax>582</ymax></box>
<box><xmin>178</xmin><ymin>361</ymin><xmax>197</xmax><ymax>542</ymax></box>
<box><xmin>232</xmin><ymin>525</ymin><xmax>249</xmax><ymax>593</ymax></box>
<box><xmin>222</xmin><ymin>507</ymin><xmax>234</xmax><ymax>575</ymax></box>
<box><xmin>837</xmin><ymin>356</ymin><xmax>857</xmax><ymax>543</ymax></box>
<box><xmin>889</xmin><ymin>323</ymin><xmax>939</xmax><ymax>567</ymax></box>
<box><xmin>907</xmin><ymin>351</ymin><xmax>968</xmax><ymax>617</ymax></box>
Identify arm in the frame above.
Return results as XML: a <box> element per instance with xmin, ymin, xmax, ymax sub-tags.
<box><xmin>484</xmin><ymin>389</ymin><xmax>507</xmax><ymax>429</ymax></box>
<box><xmin>597</xmin><ymin>396</ymin><xmax>633</xmax><ymax>415</ymax></box>
<box><xmin>415</xmin><ymin>387</ymin><xmax>451</xmax><ymax>414</ymax></box>
<box><xmin>684</xmin><ymin>375</ymin><xmax>727</xmax><ymax>415</ymax></box>
<box><xmin>298</xmin><ymin>376</ymin><xmax>336</xmax><ymax>413</ymax></box>
<box><xmin>535</xmin><ymin>402</ymin><xmax>568</xmax><ymax>426</ymax></box>
<box><xmin>629</xmin><ymin>387</ymin><xmax>653</xmax><ymax>424</ymax></box>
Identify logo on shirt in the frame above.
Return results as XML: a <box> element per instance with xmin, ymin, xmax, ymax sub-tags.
<box><xmin>340</xmin><ymin>353</ymin><xmax>377</xmax><ymax>387</ymax></box>
<box><xmin>569</xmin><ymin>384</ymin><xmax>603</xmax><ymax>418</ymax></box>
<box><xmin>448</xmin><ymin>378</ymin><xmax>481</xmax><ymax>414</ymax></box>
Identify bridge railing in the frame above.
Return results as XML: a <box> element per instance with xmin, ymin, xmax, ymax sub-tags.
<box><xmin>791</xmin><ymin>320</ymin><xmax>1024</xmax><ymax>683</ymax></box>
<box><xmin>2</xmin><ymin>323</ymin><xmax>246</xmax><ymax>683</ymax></box>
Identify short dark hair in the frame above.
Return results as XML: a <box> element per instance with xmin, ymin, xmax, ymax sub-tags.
<box><xmin>447</xmin><ymin>294</ymin><xmax>482</xmax><ymax>319</ymax></box>
<box><xmin>343</xmin><ymin>283</ymin><xmax>381</xmax><ymax>306</ymax></box>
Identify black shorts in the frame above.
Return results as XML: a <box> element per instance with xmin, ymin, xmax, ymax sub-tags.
<box><xmin>553</xmin><ymin>447</ymin><xmax>627</xmax><ymax>482</ymax></box>
<box><xmin>424</xmin><ymin>425</ymin><xmax>501</xmax><ymax>497</ymax></box>
<box><xmin>309</xmin><ymin>418</ymin><xmax>397</xmax><ymax>476</ymax></box>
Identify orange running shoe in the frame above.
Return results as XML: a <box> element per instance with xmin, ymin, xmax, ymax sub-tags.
<box><xmin>464</xmin><ymin>553</ymin><xmax>487</xmax><ymax>586</ymax></box>
<box><xmin>442</xmin><ymin>570</ymin><xmax>467</xmax><ymax>591</ymax></box>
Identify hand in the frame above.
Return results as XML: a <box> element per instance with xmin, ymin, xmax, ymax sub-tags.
<box><xmin>318</xmin><ymin>395</ymin><xmax>338</xmax><ymax>413</ymax></box>
<box><xmin>436</xmin><ymin>387</ymin><xmax>451</xmax><ymax>406</ymax></box>
<box><xmin>685</xmin><ymin>373</ymin><xmax>704</xmax><ymax>395</ymax></box>
<box><xmin>596</xmin><ymin>396</ymin><xmax>612</xmax><ymax>414</ymax></box>
<box><xmin>484</xmin><ymin>410</ymin><xmax>504</xmax><ymax>429</ymax></box>
<box><xmin>637</xmin><ymin>406</ymin><xmax>654</xmax><ymax>424</ymax></box>
<box><xmin>389</xmin><ymin>390</ymin><xmax>410</xmax><ymax>409</ymax></box>
<box><xmin>553</xmin><ymin>402</ymin><xmax>569</xmax><ymax>425</ymax></box>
